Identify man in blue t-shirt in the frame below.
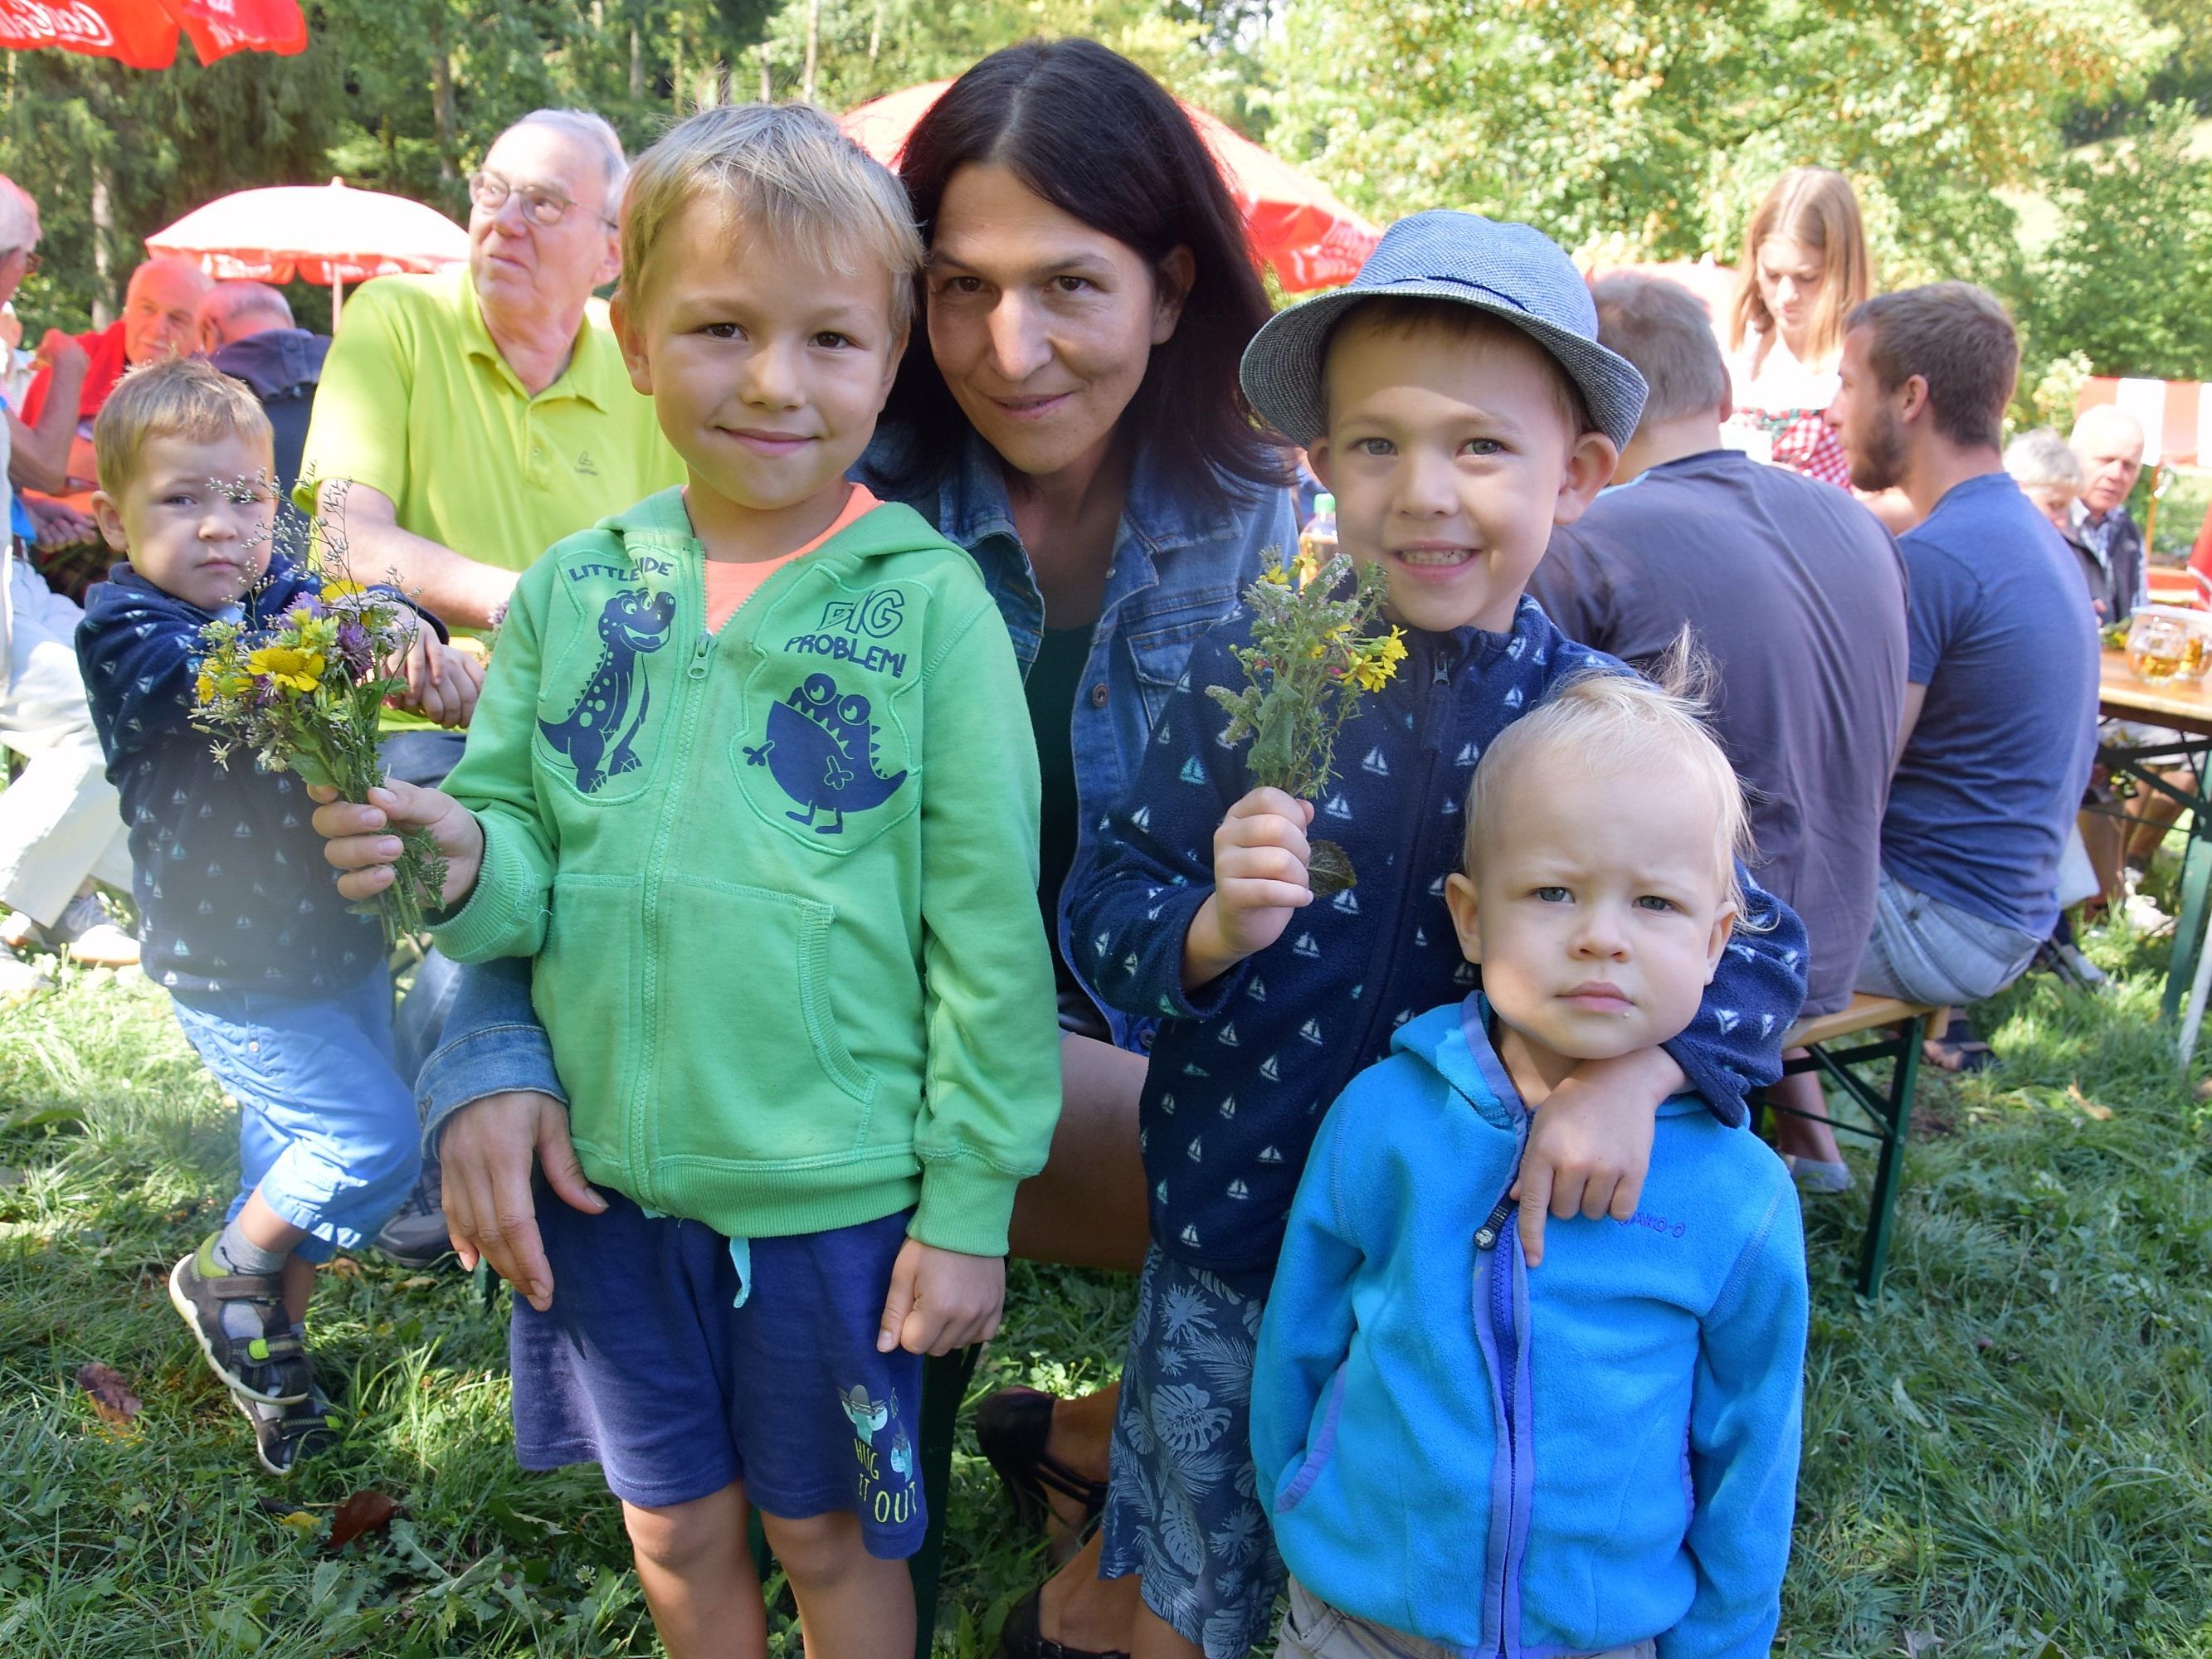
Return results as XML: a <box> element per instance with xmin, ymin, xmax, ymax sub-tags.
<box><xmin>1825</xmin><ymin>283</ymin><xmax>2098</xmax><ymax>1061</ymax></box>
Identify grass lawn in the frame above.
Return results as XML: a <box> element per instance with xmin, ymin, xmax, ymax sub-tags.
<box><xmin>5</xmin><ymin>912</ymin><xmax>2212</xmax><ymax>1657</ymax></box>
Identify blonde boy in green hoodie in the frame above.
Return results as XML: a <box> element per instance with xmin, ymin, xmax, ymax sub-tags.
<box><xmin>313</xmin><ymin>104</ymin><xmax>1060</xmax><ymax>1659</ymax></box>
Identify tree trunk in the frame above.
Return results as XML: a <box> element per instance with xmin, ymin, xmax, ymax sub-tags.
<box><xmin>89</xmin><ymin>154</ymin><xmax>113</xmax><ymax>328</ymax></box>
<box><xmin>803</xmin><ymin>0</ymin><xmax>820</xmax><ymax>103</ymax></box>
<box><xmin>429</xmin><ymin>13</ymin><xmax>457</xmax><ymax>186</ymax></box>
<box><xmin>629</xmin><ymin>18</ymin><xmax>644</xmax><ymax>101</ymax></box>
<box><xmin>759</xmin><ymin>44</ymin><xmax>772</xmax><ymax>102</ymax></box>
<box><xmin>869</xmin><ymin>0</ymin><xmax>883</xmax><ymax>62</ymax></box>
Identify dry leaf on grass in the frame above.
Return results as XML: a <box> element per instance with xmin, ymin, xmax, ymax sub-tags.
<box><xmin>256</xmin><ymin>1496</ymin><xmax>319</xmax><ymax>1533</ymax></box>
<box><xmin>325</xmin><ymin>1489</ymin><xmax>398</xmax><ymax>1551</ymax></box>
<box><xmin>75</xmin><ymin>1362</ymin><xmax>142</xmax><ymax>1429</ymax></box>
<box><xmin>2065</xmin><ymin>1083</ymin><xmax>2115</xmax><ymax>1121</ymax></box>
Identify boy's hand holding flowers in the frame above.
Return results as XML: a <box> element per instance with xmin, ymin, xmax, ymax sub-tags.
<box><xmin>308</xmin><ymin>781</ymin><xmax>484</xmax><ymax>912</ymax></box>
<box><xmin>1183</xmin><ymin>786</ymin><xmax>1315</xmax><ymax>990</ymax></box>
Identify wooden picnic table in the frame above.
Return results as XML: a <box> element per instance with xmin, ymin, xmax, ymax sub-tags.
<box><xmin>2098</xmin><ymin>649</ymin><xmax>2212</xmax><ymax>1058</ymax></box>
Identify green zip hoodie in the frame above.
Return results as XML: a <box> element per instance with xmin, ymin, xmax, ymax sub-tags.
<box><xmin>433</xmin><ymin>488</ymin><xmax>1060</xmax><ymax>1256</ymax></box>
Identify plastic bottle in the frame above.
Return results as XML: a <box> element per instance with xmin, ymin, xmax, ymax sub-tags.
<box><xmin>1298</xmin><ymin>491</ymin><xmax>1337</xmax><ymax>567</ymax></box>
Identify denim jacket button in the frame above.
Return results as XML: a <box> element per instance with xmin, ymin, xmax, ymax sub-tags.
<box><xmin>1089</xmin><ymin>683</ymin><xmax>1109</xmax><ymax>708</ymax></box>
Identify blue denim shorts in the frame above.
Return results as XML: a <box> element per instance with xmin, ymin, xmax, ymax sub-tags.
<box><xmin>168</xmin><ymin>964</ymin><xmax>418</xmax><ymax>1262</ymax></box>
<box><xmin>510</xmin><ymin>1187</ymin><xmax>927</xmax><ymax>1558</ymax></box>
<box><xmin>1099</xmin><ymin>1248</ymin><xmax>1284</xmax><ymax>1659</ymax></box>
<box><xmin>1857</xmin><ymin>868</ymin><xmax>2041</xmax><ymax>1008</ymax></box>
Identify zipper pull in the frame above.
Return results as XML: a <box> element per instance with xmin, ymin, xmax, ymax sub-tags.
<box><xmin>1475</xmin><ymin>1193</ymin><xmax>1518</xmax><ymax>1251</ymax></box>
<box><xmin>689</xmin><ymin>635</ymin><xmax>710</xmax><ymax>679</ymax></box>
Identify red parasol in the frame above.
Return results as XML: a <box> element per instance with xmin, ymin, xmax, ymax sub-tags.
<box><xmin>0</xmin><ymin>0</ymin><xmax>305</xmax><ymax>71</ymax></box>
<box><xmin>840</xmin><ymin>80</ymin><xmax>1381</xmax><ymax>294</ymax></box>
<box><xmin>145</xmin><ymin>178</ymin><xmax>467</xmax><ymax>321</ymax></box>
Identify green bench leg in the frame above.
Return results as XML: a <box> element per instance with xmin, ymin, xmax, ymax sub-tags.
<box><xmin>746</xmin><ymin>1343</ymin><xmax>978</xmax><ymax>1659</ymax></box>
<box><xmin>2166</xmin><ymin>786</ymin><xmax>2212</xmax><ymax>1023</ymax></box>
<box><xmin>1853</xmin><ymin>1019</ymin><xmax>1922</xmax><ymax>1298</ymax></box>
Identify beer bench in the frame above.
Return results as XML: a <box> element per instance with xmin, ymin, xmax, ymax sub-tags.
<box><xmin>1756</xmin><ymin>993</ymin><xmax>1941</xmax><ymax>1297</ymax></box>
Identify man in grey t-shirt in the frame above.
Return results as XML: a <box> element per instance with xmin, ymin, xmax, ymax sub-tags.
<box><xmin>1529</xmin><ymin>274</ymin><xmax>1907</xmax><ymax>1185</ymax></box>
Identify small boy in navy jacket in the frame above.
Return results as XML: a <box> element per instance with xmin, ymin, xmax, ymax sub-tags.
<box><xmin>77</xmin><ymin>359</ymin><xmax>464</xmax><ymax>1476</ymax></box>
<box><xmin>1255</xmin><ymin>671</ymin><xmax>1807</xmax><ymax>1659</ymax></box>
<box><xmin>1065</xmin><ymin>212</ymin><xmax>1810</xmax><ymax>1659</ymax></box>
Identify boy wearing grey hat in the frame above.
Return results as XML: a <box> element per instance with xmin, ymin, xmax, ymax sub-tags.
<box><xmin>1065</xmin><ymin>211</ymin><xmax>1809</xmax><ymax>1659</ymax></box>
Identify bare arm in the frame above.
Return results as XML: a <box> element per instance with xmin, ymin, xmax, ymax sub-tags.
<box><xmin>318</xmin><ymin>479</ymin><xmax>519</xmax><ymax>630</ymax></box>
<box><xmin>1895</xmin><ymin>682</ymin><xmax>1927</xmax><ymax>773</ymax></box>
<box><xmin>8</xmin><ymin>332</ymin><xmax>88</xmax><ymax>494</ymax></box>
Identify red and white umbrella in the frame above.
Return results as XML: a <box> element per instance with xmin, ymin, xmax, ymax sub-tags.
<box><xmin>0</xmin><ymin>0</ymin><xmax>305</xmax><ymax>71</ymax></box>
<box><xmin>146</xmin><ymin>178</ymin><xmax>468</xmax><ymax>321</ymax></box>
<box><xmin>840</xmin><ymin>80</ymin><xmax>1381</xmax><ymax>294</ymax></box>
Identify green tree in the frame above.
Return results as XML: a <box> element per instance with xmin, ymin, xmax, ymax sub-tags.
<box><xmin>1266</xmin><ymin>0</ymin><xmax>2171</xmax><ymax>291</ymax></box>
<box><xmin>2015</xmin><ymin>101</ymin><xmax>2212</xmax><ymax>381</ymax></box>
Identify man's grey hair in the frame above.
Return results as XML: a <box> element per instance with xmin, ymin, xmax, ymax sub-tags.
<box><xmin>0</xmin><ymin>176</ymin><xmax>39</xmax><ymax>255</ymax></box>
<box><xmin>1590</xmin><ymin>274</ymin><xmax>1731</xmax><ymax>429</ymax></box>
<box><xmin>510</xmin><ymin>109</ymin><xmax>629</xmax><ymax>209</ymax></box>
<box><xmin>2004</xmin><ymin>427</ymin><xmax>2084</xmax><ymax>494</ymax></box>
<box><xmin>202</xmin><ymin>280</ymin><xmax>294</xmax><ymax>336</ymax></box>
<box><xmin>2068</xmin><ymin>402</ymin><xmax>2145</xmax><ymax>456</ymax></box>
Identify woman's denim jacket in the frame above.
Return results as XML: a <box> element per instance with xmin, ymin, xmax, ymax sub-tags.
<box><xmin>413</xmin><ymin>431</ymin><xmax>1298</xmax><ymax>1147</ymax></box>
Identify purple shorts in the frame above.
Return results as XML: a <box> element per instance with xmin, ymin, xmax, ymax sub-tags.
<box><xmin>510</xmin><ymin>1185</ymin><xmax>926</xmax><ymax>1559</ymax></box>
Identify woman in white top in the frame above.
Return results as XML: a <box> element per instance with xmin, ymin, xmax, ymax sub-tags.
<box><xmin>1723</xmin><ymin>166</ymin><xmax>1874</xmax><ymax>489</ymax></box>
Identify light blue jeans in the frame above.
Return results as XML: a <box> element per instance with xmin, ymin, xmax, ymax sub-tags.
<box><xmin>1856</xmin><ymin>868</ymin><xmax>2042</xmax><ymax>1009</ymax></box>
<box><xmin>169</xmin><ymin>964</ymin><xmax>420</xmax><ymax>1262</ymax></box>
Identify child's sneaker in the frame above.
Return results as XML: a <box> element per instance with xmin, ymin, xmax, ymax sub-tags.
<box><xmin>168</xmin><ymin>1240</ymin><xmax>312</xmax><ymax>1404</ymax></box>
<box><xmin>234</xmin><ymin>1379</ymin><xmax>340</xmax><ymax>1477</ymax></box>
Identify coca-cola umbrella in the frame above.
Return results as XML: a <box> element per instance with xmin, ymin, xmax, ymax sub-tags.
<box><xmin>840</xmin><ymin>80</ymin><xmax>1381</xmax><ymax>294</ymax></box>
<box><xmin>0</xmin><ymin>0</ymin><xmax>306</xmax><ymax>71</ymax></box>
<box><xmin>145</xmin><ymin>178</ymin><xmax>469</xmax><ymax>322</ymax></box>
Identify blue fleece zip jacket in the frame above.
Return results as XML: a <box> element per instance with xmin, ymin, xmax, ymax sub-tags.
<box><xmin>1064</xmin><ymin>596</ymin><xmax>1810</xmax><ymax>1292</ymax></box>
<box><xmin>76</xmin><ymin>555</ymin><xmax>427</xmax><ymax>995</ymax></box>
<box><xmin>1253</xmin><ymin>996</ymin><xmax>1806</xmax><ymax>1659</ymax></box>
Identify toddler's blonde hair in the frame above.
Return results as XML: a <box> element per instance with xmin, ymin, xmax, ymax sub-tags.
<box><xmin>620</xmin><ymin>102</ymin><xmax>924</xmax><ymax>334</ymax></box>
<box><xmin>1462</xmin><ymin>648</ymin><xmax>1753</xmax><ymax>926</ymax></box>
<box><xmin>94</xmin><ymin>358</ymin><xmax>273</xmax><ymax>499</ymax></box>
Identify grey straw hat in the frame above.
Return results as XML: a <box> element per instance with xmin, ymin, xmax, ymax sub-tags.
<box><xmin>1240</xmin><ymin>209</ymin><xmax>1649</xmax><ymax>452</ymax></box>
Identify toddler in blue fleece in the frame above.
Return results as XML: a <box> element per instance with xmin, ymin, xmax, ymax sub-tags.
<box><xmin>1254</xmin><ymin>670</ymin><xmax>1807</xmax><ymax>1659</ymax></box>
<box><xmin>1065</xmin><ymin>212</ymin><xmax>1809</xmax><ymax>1659</ymax></box>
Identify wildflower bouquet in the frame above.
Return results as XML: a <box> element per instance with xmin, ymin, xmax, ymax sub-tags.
<box><xmin>1207</xmin><ymin>545</ymin><xmax>1406</xmax><ymax>894</ymax></box>
<box><xmin>191</xmin><ymin>506</ymin><xmax>446</xmax><ymax>948</ymax></box>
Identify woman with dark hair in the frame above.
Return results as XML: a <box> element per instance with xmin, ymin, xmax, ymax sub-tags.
<box><xmin>329</xmin><ymin>37</ymin><xmax>1290</xmax><ymax>1659</ymax></box>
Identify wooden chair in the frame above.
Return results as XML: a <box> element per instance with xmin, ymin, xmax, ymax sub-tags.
<box><xmin>1755</xmin><ymin>993</ymin><xmax>1940</xmax><ymax>1297</ymax></box>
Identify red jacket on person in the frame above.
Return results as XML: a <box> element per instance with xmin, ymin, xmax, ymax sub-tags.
<box><xmin>20</xmin><ymin>319</ymin><xmax>127</xmax><ymax>427</ymax></box>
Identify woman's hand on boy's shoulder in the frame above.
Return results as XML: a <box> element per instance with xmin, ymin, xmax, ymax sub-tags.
<box><xmin>877</xmin><ymin>1239</ymin><xmax>1005</xmax><ymax>1357</ymax></box>
<box><xmin>307</xmin><ymin>781</ymin><xmax>484</xmax><ymax>910</ymax></box>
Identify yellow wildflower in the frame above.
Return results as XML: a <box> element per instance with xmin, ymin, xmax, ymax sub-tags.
<box><xmin>246</xmin><ymin>645</ymin><xmax>327</xmax><ymax>694</ymax></box>
<box><xmin>194</xmin><ymin>671</ymin><xmax>217</xmax><ymax>705</ymax></box>
<box><xmin>1260</xmin><ymin>563</ymin><xmax>1292</xmax><ymax>587</ymax></box>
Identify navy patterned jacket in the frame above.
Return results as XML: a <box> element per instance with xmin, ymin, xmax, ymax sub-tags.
<box><xmin>76</xmin><ymin>555</ymin><xmax>424</xmax><ymax>997</ymax></box>
<box><xmin>1065</xmin><ymin>596</ymin><xmax>1810</xmax><ymax>1293</ymax></box>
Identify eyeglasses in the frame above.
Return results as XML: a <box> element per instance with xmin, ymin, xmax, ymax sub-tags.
<box><xmin>465</xmin><ymin>170</ymin><xmax>614</xmax><ymax>231</ymax></box>
<box><xmin>1</xmin><ymin>250</ymin><xmax>41</xmax><ymax>275</ymax></box>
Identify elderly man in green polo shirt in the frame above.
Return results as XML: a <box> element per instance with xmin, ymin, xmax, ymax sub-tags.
<box><xmin>298</xmin><ymin>108</ymin><xmax>680</xmax><ymax>1264</ymax></box>
<box><xmin>299</xmin><ymin>105</ymin><xmax>681</xmax><ymax>771</ymax></box>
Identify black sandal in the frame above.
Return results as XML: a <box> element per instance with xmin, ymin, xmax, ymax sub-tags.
<box><xmin>997</xmin><ymin>1585</ymin><xmax>1130</xmax><ymax>1659</ymax></box>
<box><xmin>976</xmin><ymin>1386</ymin><xmax>1108</xmax><ymax>1538</ymax></box>
<box><xmin>1923</xmin><ymin>1014</ymin><xmax>1998</xmax><ymax>1074</ymax></box>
